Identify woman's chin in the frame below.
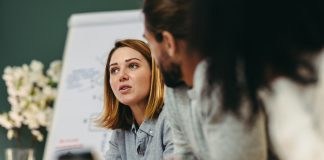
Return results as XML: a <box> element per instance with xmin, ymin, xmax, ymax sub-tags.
<box><xmin>118</xmin><ymin>99</ymin><xmax>135</xmax><ymax>106</ymax></box>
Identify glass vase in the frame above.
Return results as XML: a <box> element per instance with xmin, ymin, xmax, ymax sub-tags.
<box><xmin>5</xmin><ymin>148</ymin><xmax>35</xmax><ymax>160</ymax></box>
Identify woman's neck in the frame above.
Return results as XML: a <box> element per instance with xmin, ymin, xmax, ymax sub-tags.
<box><xmin>129</xmin><ymin>100</ymin><xmax>147</xmax><ymax>126</ymax></box>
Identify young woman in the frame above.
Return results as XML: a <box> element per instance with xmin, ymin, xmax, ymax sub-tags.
<box><xmin>98</xmin><ymin>39</ymin><xmax>173</xmax><ymax>160</ymax></box>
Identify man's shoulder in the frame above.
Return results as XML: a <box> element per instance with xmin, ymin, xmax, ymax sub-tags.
<box><xmin>166</xmin><ymin>85</ymin><xmax>188</xmax><ymax>94</ymax></box>
<box><xmin>166</xmin><ymin>85</ymin><xmax>190</xmax><ymax>102</ymax></box>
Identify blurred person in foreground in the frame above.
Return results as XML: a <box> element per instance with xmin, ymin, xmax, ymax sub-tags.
<box><xmin>142</xmin><ymin>0</ymin><xmax>267</xmax><ymax>159</ymax></box>
<box><xmin>190</xmin><ymin>0</ymin><xmax>324</xmax><ymax>159</ymax></box>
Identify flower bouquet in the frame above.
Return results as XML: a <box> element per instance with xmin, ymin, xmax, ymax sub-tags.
<box><xmin>0</xmin><ymin>60</ymin><xmax>62</xmax><ymax>145</ymax></box>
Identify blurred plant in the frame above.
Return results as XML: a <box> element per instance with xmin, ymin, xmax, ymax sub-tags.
<box><xmin>0</xmin><ymin>60</ymin><xmax>62</xmax><ymax>145</ymax></box>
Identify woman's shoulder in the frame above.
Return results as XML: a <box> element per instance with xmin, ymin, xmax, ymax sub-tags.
<box><xmin>109</xmin><ymin>129</ymin><xmax>129</xmax><ymax>140</ymax></box>
<box><xmin>153</xmin><ymin>107</ymin><xmax>171</xmax><ymax>132</ymax></box>
<box><xmin>156</xmin><ymin>107</ymin><xmax>168</xmax><ymax>123</ymax></box>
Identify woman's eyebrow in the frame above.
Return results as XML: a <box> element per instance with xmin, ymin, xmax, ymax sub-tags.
<box><xmin>109</xmin><ymin>62</ymin><xmax>118</xmax><ymax>67</ymax></box>
<box><xmin>109</xmin><ymin>58</ymin><xmax>142</xmax><ymax>67</ymax></box>
<box><xmin>125</xmin><ymin>58</ymin><xmax>141</xmax><ymax>62</ymax></box>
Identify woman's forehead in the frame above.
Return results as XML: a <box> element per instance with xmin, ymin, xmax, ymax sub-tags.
<box><xmin>110</xmin><ymin>47</ymin><xmax>147</xmax><ymax>64</ymax></box>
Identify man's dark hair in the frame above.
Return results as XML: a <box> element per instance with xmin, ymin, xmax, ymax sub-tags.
<box><xmin>190</xmin><ymin>0</ymin><xmax>324</xmax><ymax>121</ymax></box>
<box><xmin>143</xmin><ymin>0</ymin><xmax>191</xmax><ymax>42</ymax></box>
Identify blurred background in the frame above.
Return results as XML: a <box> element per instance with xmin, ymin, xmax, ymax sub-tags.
<box><xmin>0</xmin><ymin>1</ymin><xmax>141</xmax><ymax>159</ymax></box>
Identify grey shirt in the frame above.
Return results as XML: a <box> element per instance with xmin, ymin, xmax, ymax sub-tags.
<box><xmin>105</xmin><ymin>108</ymin><xmax>173</xmax><ymax>160</ymax></box>
<box><xmin>165</xmin><ymin>60</ymin><xmax>267</xmax><ymax>160</ymax></box>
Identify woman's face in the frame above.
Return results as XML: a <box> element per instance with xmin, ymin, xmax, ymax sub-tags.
<box><xmin>109</xmin><ymin>47</ymin><xmax>151</xmax><ymax>107</ymax></box>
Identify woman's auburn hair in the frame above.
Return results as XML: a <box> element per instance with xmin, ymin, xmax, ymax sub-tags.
<box><xmin>97</xmin><ymin>39</ymin><xmax>165</xmax><ymax>130</ymax></box>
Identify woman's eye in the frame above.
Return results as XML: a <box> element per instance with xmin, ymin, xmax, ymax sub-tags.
<box><xmin>129</xmin><ymin>63</ymin><xmax>139</xmax><ymax>70</ymax></box>
<box><xmin>110</xmin><ymin>68</ymin><xmax>119</xmax><ymax>74</ymax></box>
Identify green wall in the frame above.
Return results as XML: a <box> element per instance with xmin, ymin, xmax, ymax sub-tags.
<box><xmin>0</xmin><ymin>1</ymin><xmax>141</xmax><ymax>159</ymax></box>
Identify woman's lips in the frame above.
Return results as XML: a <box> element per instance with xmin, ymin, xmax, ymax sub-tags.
<box><xmin>119</xmin><ymin>85</ymin><xmax>132</xmax><ymax>94</ymax></box>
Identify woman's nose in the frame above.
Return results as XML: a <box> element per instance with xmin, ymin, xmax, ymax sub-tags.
<box><xmin>119</xmin><ymin>70</ymin><xmax>129</xmax><ymax>82</ymax></box>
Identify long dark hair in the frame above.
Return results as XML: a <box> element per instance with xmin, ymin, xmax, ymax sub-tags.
<box><xmin>190</xmin><ymin>0</ymin><xmax>324</xmax><ymax>122</ymax></box>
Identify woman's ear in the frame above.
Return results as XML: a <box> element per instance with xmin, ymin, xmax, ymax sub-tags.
<box><xmin>161</xmin><ymin>31</ymin><xmax>177</xmax><ymax>58</ymax></box>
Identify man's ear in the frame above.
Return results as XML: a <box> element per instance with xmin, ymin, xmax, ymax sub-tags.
<box><xmin>161</xmin><ymin>31</ymin><xmax>177</xmax><ymax>58</ymax></box>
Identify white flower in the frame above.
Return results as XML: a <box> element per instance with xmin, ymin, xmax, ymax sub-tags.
<box><xmin>30</xmin><ymin>60</ymin><xmax>44</xmax><ymax>73</ymax></box>
<box><xmin>36</xmin><ymin>112</ymin><xmax>46</xmax><ymax>126</ymax></box>
<box><xmin>9</xmin><ymin>111</ymin><xmax>23</xmax><ymax>128</ymax></box>
<box><xmin>44</xmin><ymin>108</ymin><xmax>54</xmax><ymax>131</ymax></box>
<box><xmin>7</xmin><ymin>88</ymin><xmax>18</xmax><ymax>97</ymax></box>
<box><xmin>4</xmin><ymin>66</ymin><xmax>13</xmax><ymax>75</ymax></box>
<box><xmin>22</xmin><ymin>64</ymin><xmax>29</xmax><ymax>71</ymax></box>
<box><xmin>7</xmin><ymin>96</ymin><xmax>18</xmax><ymax>107</ymax></box>
<box><xmin>43</xmin><ymin>86</ymin><xmax>55</xmax><ymax>97</ymax></box>
<box><xmin>17</xmin><ymin>85</ymin><xmax>32</xmax><ymax>97</ymax></box>
<box><xmin>47</xmin><ymin>60</ymin><xmax>62</xmax><ymax>83</ymax></box>
<box><xmin>1</xmin><ymin>59</ymin><xmax>61</xmax><ymax>142</ymax></box>
<box><xmin>7</xmin><ymin>129</ymin><xmax>15</xmax><ymax>140</ymax></box>
<box><xmin>0</xmin><ymin>114</ymin><xmax>13</xmax><ymax>129</ymax></box>
<box><xmin>31</xmin><ymin>130</ymin><xmax>44</xmax><ymax>142</ymax></box>
<box><xmin>25</xmin><ymin>118</ymin><xmax>40</xmax><ymax>129</ymax></box>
